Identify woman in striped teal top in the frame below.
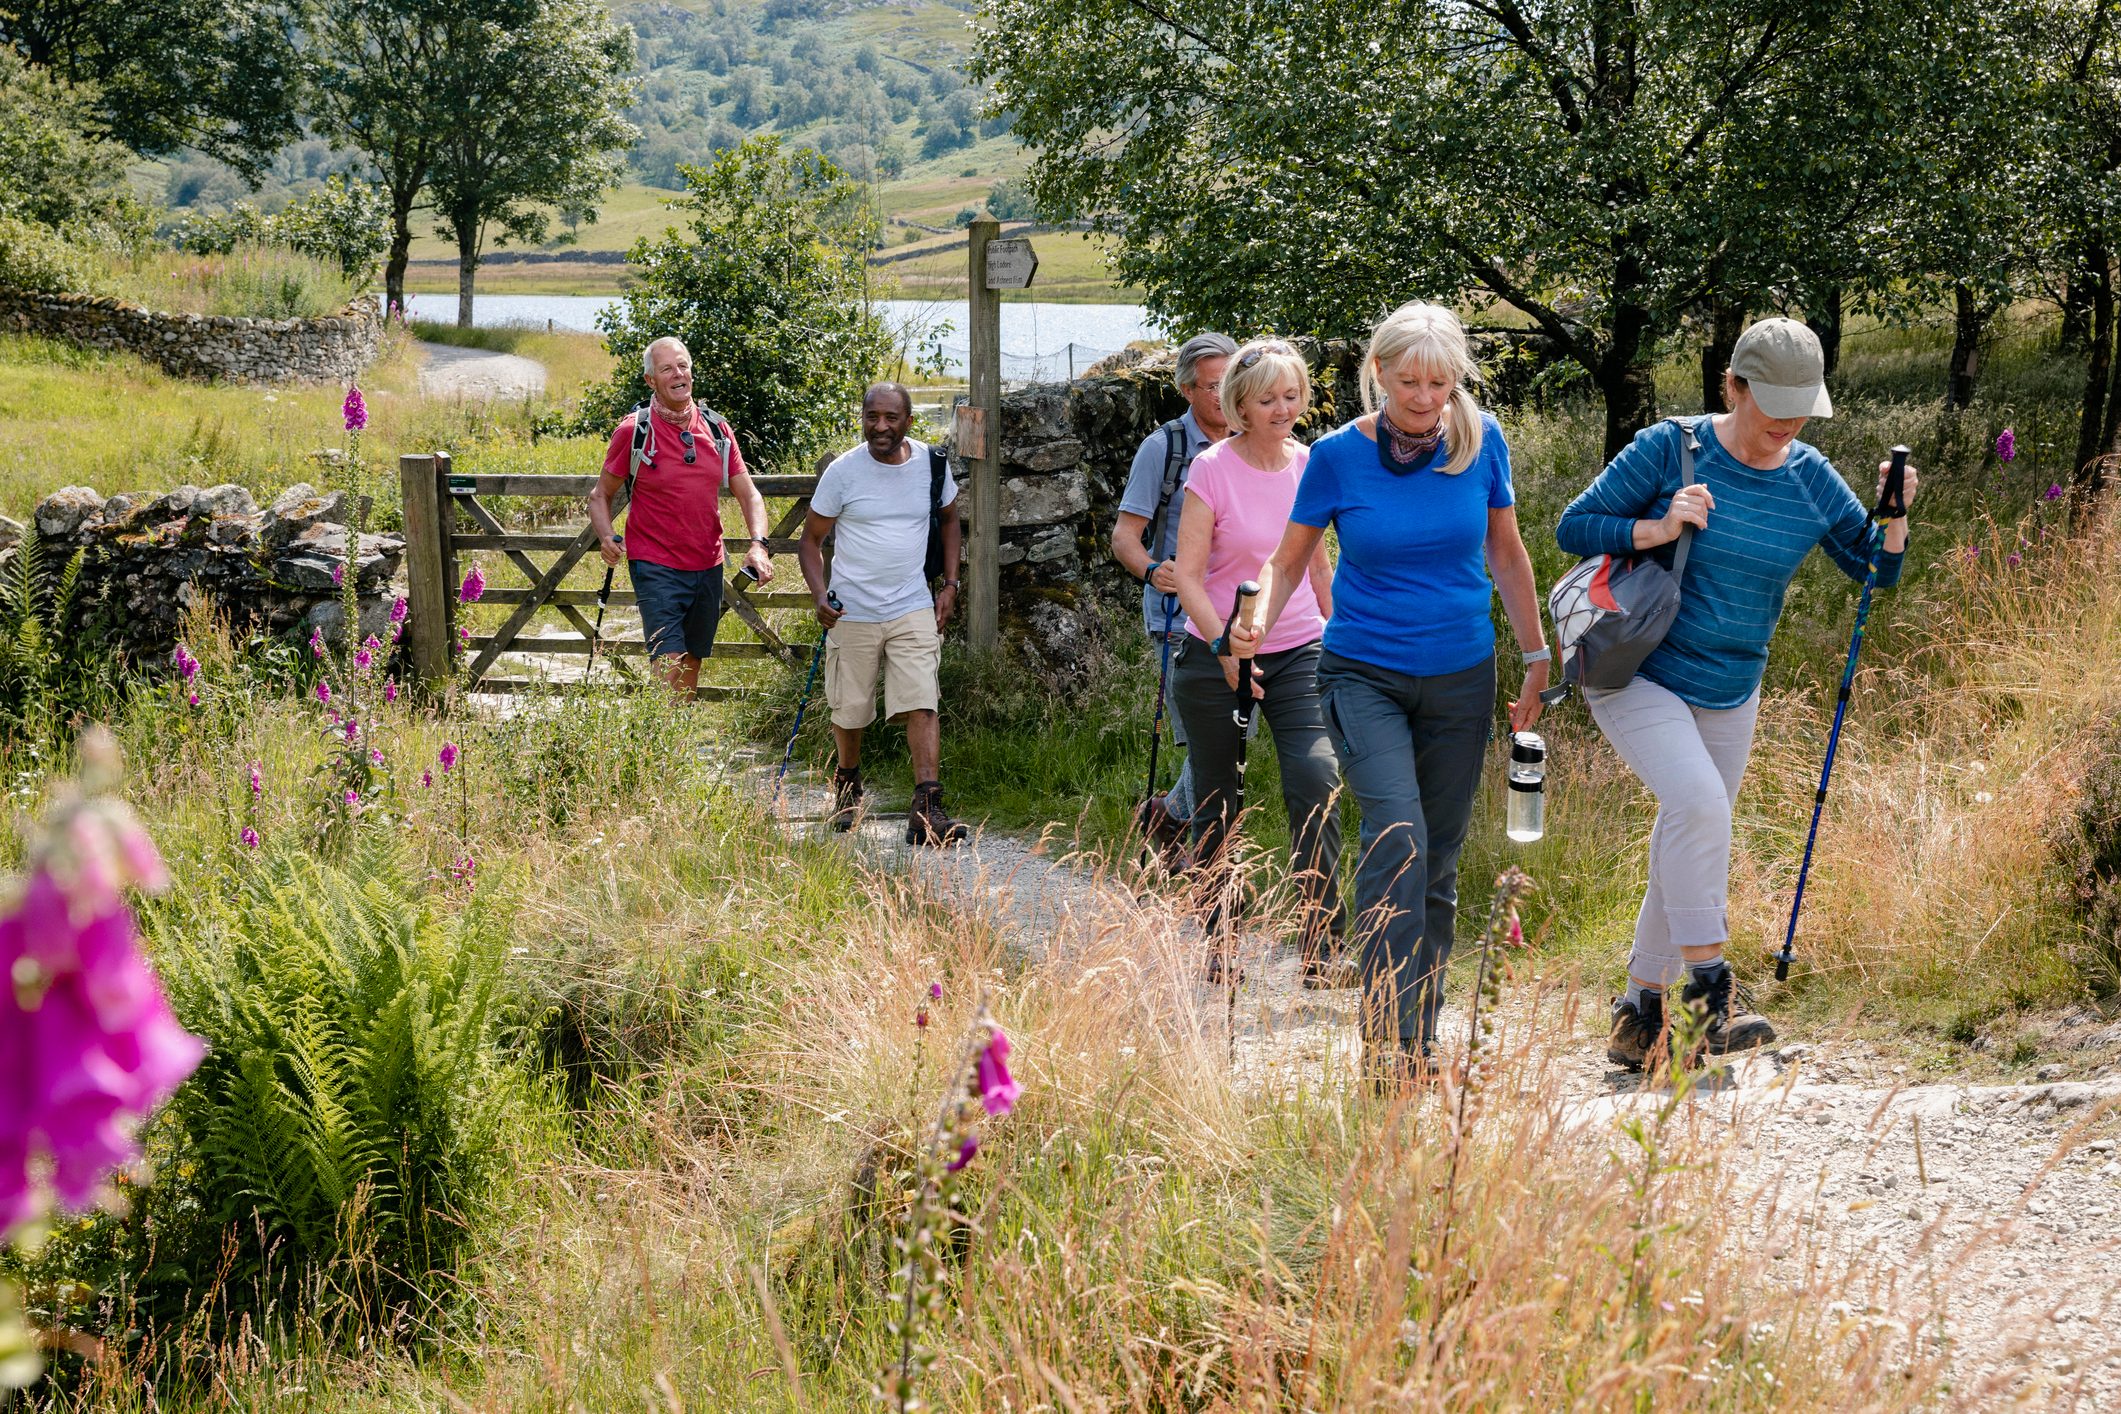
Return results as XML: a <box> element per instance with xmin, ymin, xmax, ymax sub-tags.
<box><xmin>1555</xmin><ymin>318</ymin><xmax>1920</xmax><ymax>1070</ymax></box>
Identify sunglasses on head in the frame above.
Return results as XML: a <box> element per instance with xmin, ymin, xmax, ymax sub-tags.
<box><xmin>678</xmin><ymin>428</ymin><xmax>696</xmax><ymax>464</ymax></box>
<box><xmin>1234</xmin><ymin>340</ymin><xmax>1295</xmax><ymax>371</ymax></box>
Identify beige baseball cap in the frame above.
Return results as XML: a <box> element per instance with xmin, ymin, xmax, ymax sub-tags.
<box><xmin>1729</xmin><ymin>318</ymin><xmax>1834</xmax><ymax>420</ymax></box>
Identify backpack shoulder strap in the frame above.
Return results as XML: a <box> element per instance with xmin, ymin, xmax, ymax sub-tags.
<box><xmin>1147</xmin><ymin>418</ymin><xmax>1194</xmax><ymax>559</ymax></box>
<box><xmin>697</xmin><ymin>405</ymin><xmax>734</xmax><ymax>465</ymax></box>
<box><xmin>622</xmin><ymin>403</ymin><xmax>653</xmax><ymax>499</ymax></box>
<box><xmin>1666</xmin><ymin>415</ymin><xmax>1701</xmax><ymax>582</ymax></box>
<box><xmin>928</xmin><ymin>444</ymin><xmax>947</xmax><ymax>511</ymax></box>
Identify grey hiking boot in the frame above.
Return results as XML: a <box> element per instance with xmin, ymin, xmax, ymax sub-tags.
<box><xmin>1679</xmin><ymin>965</ymin><xmax>1776</xmax><ymax>1059</ymax></box>
<box><xmin>1607</xmin><ymin>991</ymin><xmax>1664</xmax><ymax>1071</ymax></box>
<box><xmin>830</xmin><ymin>766</ymin><xmax>863</xmax><ymax>832</ymax></box>
<box><xmin>906</xmin><ymin>781</ymin><xmax>969</xmax><ymax>847</ymax></box>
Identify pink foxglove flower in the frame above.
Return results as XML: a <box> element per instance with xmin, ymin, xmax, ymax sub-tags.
<box><xmin>369</xmin><ymin>748</ymin><xmax>384</xmax><ymax>767</ymax></box>
<box><xmin>240</xmin><ymin>827</ymin><xmax>260</xmax><ymax>850</ymax></box>
<box><xmin>929</xmin><ymin>982</ymin><xmax>943</xmax><ymax>1000</ymax></box>
<box><xmin>459</xmin><ymin>566</ymin><xmax>485</xmax><ymax>603</ymax></box>
<box><xmin>186</xmin><ymin>692</ymin><xmax>199</xmax><ymax>708</ymax></box>
<box><xmin>0</xmin><ymin>730</ymin><xmax>204</xmax><ymax>1230</ymax></box>
<box><xmin>344</xmin><ymin>789</ymin><xmax>359</xmax><ymax>808</ymax></box>
<box><xmin>1996</xmin><ymin>427</ymin><xmax>2016</xmax><ymax>462</ymax></box>
<box><xmin>975</xmin><ymin>1025</ymin><xmax>1021</xmax><ymax>1117</ymax></box>
<box><xmin>247</xmin><ymin>762</ymin><xmax>263</xmax><ymax>797</ymax></box>
<box><xmin>384</xmin><ymin>680</ymin><xmax>399</xmax><ymax>704</ymax></box>
<box><xmin>315</xmin><ymin>681</ymin><xmax>332</xmax><ymax>705</ymax></box>
<box><xmin>344</xmin><ymin>719</ymin><xmax>359</xmax><ymax>742</ymax></box>
<box><xmin>331</xmin><ymin>562</ymin><xmax>344</xmax><ymax>587</ymax></box>
<box><xmin>438</xmin><ymin>742</ymin><xmax>458</xmax><ymax>773</ymax></box>
<box><xmin>2046</xmin><ymin>482</ymin><xmax>2065</xmax><ymax>501</ymax></box>
<box><xmin>945</xmin><ymin>1136</ymin><xmax>979</xmax><ymax>1173</ymax></box>
<box><xmin>309</xmin><ymin>629</ymin><xmax>326</xmax><ymax>659</ymax></box>
<box><xmin>420</xmin><ymin>769</ymin><xmax>433</xmax><ymax>789</ymax></box>
<box><xmin>389</xmin><ymin>596</ymin><xmax>408</xmax><ymax>626</ymax></box>
<box><xmin>353</xmin><ymin>647</ymin><xmax>372</xmax><ymax>670</ymax></box>
<box><xmin>342</xmin><ymin>385</ymin><xmax>368</xmax><ymax>433</ymax></box>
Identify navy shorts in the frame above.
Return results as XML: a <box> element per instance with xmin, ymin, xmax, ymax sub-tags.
<box><xmin>629</xmin><ymin>559</ymin><xmax>724</xmax><ymax>661</ymax></box>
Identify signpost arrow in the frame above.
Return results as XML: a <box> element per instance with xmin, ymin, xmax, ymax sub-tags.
<box><xmin>984</xmin><ymin>238</ymin><xmax>1039</xmax><ymax>291</ymax></box>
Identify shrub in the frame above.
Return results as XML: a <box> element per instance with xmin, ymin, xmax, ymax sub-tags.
<box><xmin>0</xmin><ymin>535</ymin><xmax>125</xmax><ymax>740</ymax></box>
<box><xmin>173</xmin><ymin>176</ymin><xmax>389</xmax><ymax>287</ymax></box>
<box><xmin>986</xmin><ymin>178</ymin><xmax>1037</xmax><ymax>221</ymax></box>
<box><xmin>148</xmin><ymin>839</ymin><xmax>514</xmax><ymax>1322</ymax></box>
<box><xmin>2057</xmin><ymin>716</ymin><xmax>2121</xmax><ymax>995</ymax></box>
<box><xmin>583</xmin><ymin>136</ymin><xmax>892</xmax><ymax>470</ymax></box>
<box><xmin>0</xmin><ymin>215</ymin><xmax>94</xmax><ymax>293</ymax></box>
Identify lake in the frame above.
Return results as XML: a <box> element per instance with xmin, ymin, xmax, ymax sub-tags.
<box><xmin>394</xmin><ymin>293</ymin><xmax>1161</xmax><ymax>381</ymax></box>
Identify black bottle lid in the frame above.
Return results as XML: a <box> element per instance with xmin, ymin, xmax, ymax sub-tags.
<box><xmin>1510</xmin><ymin>731</ymin><xmax>1545</xmax><ymax>765</ymax></box>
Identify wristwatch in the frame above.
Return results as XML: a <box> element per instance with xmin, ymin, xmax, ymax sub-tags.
<box><xmin>942</xmin><ymin>579</ymin><xmax>960</xmax><ymax>589</ymax></box>
<box><xmin>750</xmin><ymin>535</ymin><xmax>769</xmax><ymax>547</ymax></box>
<box><xmin>1143</xmin><ymin>557</ymin><xmax>1162</xmax><ymax>584</ymax></box>
<box><xmin>1521</xmin><ymin>646</ymin><xmax>1552</xmax><ymax>666</ymax></box>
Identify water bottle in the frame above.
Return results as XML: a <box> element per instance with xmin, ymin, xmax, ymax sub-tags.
<box><xmin>1506</xmin><ymin>732</ymin><xmax>1546</xmax><ymax>843</ymax></box>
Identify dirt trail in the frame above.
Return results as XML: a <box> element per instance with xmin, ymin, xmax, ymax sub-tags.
<box><xmin>767</xmin><ymin>773</ymin><xmax>2121</xmax><ymax>1407</ymax></box>
<box><xmin>416</xmin><ymin>340</ymin><xmax>547</xmax><ymax>401</ymax></box>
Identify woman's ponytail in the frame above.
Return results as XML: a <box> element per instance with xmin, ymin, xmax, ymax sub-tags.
<box><xmin>1439</xmin><ymin>385</ymin><xmax>1483</xmax><ymax>477</ymax></box>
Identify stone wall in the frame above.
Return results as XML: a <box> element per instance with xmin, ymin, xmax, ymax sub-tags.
<box><xmin>0</xmin><ymin>289</ymin><xmax>383</xmax><ymax>384</ymax></box>
<box><xmin>14</xmin><ymin>483</ymin><xmax>405</xmax><ymax>659</ymax></box>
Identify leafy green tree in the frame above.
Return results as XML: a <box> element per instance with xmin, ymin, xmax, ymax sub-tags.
<box><xmin>0</xmin><ymin>47</ymin><xmax>138</xmax><ymax>232</ymax></box>
<box><xmin>975</xmin><ymin>0</ymin><xmax>1943</xmax><ymax>453</ymax></box>
<box><xmin>271</xmin><ymin>174</ymin><xmax>392</xmax><ymax>283</ymax></box>
<box><xmin>586</xmin><ymin>136</ymin><xmax>893</xmax><ymax>472</ymax></box>
<box><xmin>426</xmin><ymin>0</ymin><xmax>638</xmax><ymax>327</ymax></box>
<box><xmin>2</xmin><ymin>0</ymin><xmax>298</xmax><ymax>181</ymax></box>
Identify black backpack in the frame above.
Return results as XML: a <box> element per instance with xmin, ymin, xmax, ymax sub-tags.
<box><xmin>1142</xmin><ymin>418</ymin><xmax>1196</xmax><ymax>561</ymax></box>
<box><xmin>923</xmin><ymin>444</ymin><xmax>950</xmax><ymax>584</ymax></box>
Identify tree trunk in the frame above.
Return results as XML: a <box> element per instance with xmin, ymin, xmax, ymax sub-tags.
<box><xmin>2072</xmin><ymin>245</ymin><xmax>2113</xmax><ymax>494</ymax></box>
<box><xmin>384</xmin><ymin>198</ymin><xmax>415</xmax><ymax>320</ymax></box>
<box><xmin>1700</xmin><ymin>295</ymin><xmax>1745</xmax><ymax>413</ymax></box>
<box><xmin>1805</xmin><ymin>288</ymin><xmax>1842</xmax><ymax>376</ymax></box>
<box><xmin>1946</xmin><ymin>284</ymin><xmax>1987</xmax><ymax>409</ymax></box>
<box><xmin>2062</xmin><ymin>249</ymin><xmax>2095</xmax><ymax>354</ymax></box>
<box><xmin>455</xmin><ymin>217</ymin><xmax>480</xmax><ymax>329</ymax></box>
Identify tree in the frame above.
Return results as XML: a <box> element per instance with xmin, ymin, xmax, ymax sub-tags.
<box><xmin>309</xmin><ymin>0</ymin><xmax>525</xmax><ymax>315</ymax></box>
<box><xmin>974</xmin><ymin>0</ymin><xmax>1940</xmax><ymax>454</ymax></box>
<box><xmin>585</xmin><ymin>137</ymin><xmax>893</xmax><ymax>473</ymax></box>
<box><xmin>426</xmin><ymin>0</ymin><xmax>638</xmax><ymax>327</ymax></box>
<box><xmin>0</xmin><ymin>48</ymin><xmax>139</xmax><ymax>232</ymax></box>
<box><xmin>2</xmin><ymin>0</ymin><xmax>298</xmax><ymax>181</ymax></box>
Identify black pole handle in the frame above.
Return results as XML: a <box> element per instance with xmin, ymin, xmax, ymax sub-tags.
<box><xmin>1874</xmin><ymin>444</ymin><xmax>1910</xmax><ymax>521</ymax></box>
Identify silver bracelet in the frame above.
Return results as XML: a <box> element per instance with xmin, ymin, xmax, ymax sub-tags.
<box><xmin>1520</xmin><ymin>646</ymin><xmax>1552</xmax><ymax>666</ymax></box>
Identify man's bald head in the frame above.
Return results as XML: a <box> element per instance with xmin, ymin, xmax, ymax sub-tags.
<box><xmin>863</xmin><ymin>381</ymin><xmax>914</xmax><ymax>417</ymax></box>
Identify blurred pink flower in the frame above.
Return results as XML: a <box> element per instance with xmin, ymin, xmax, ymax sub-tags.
<box><xmin>247</xmin><ymin>762</ymin><xmax>262</xmax><ymax>797</ymax></box>
<box><xmin>316</xmin><ymin>681</ymin><xmax>332</xmax><ymax>705</ymax></box>
<box><xmin>929</xmin><ymin>982</ymin><xmax>942</xmax><ymax>1000</ymax></box>
<box><xmin>240</xmin><ymin>826</ymin><xmax>260</xmax><ymax>850</ymax></box>
<box><xmin>438</xmin><ymin>742</ymin><xmax>458</xmax><ymax>772</ymax></box>
<box><xmin>2046</xmin><ymin>483</ymin><xmax>2065</xmax><ymax>501</ymax></box>
<box><xmin>343</xmin><ymin>719</ymin><xmax>359</xmax><ymax>742</ymax></box>
<box><xmin>389</xmin><ymin>596</ymin><xmax>408</xmax><ymax>625</ymax></box>
<box><xmin>353</xmin><ymin>647</ymin><xmax>372</xmax><ymax>670</ymax></box>
<box><xmin>976</xmin><ymin>1025</ymin><xmax>1021</xmax><ymax>1117</ymax></box>
<box><xmin>309</xmin><ymin>628</ymin><xmax>326</xmax><ymax>659</ymax></box>
<box><xmin>420</xmin><ymin>769</ymin><xmax>433</xmax><ymax>789</ymax></box>
<box><xmin>945</xmin><ymin>1136</ymin><xmax>979</xmax><ymax>1173</ymax></box>
<box><xmin>1996</xmin><ymin>427</ymin><xmax>2016</xmax><ymax>462</ymax></box>
<box><xmin>342</xmin><ymin>385</ymin><xmax>368</xmax><ymax>433</ymax></box>
<box><xmin>383</xmin><ymin>680</ymin><xmax>399</xmax><ymax>704</ymax></box>
<box><xmin>331</xmin><ymin>562</ymin><xmax>344</xmax><ymax>587</ymax></box>
<box><xmin>368</xmin><ymin>748</ymin><xmax>384</xmax><ymax>768</ymax></box>
<box><xmin>344</xmin><ymin>789</ymin><xmax>359</xmax><ymax>808</ymax></box>
<box><xmin>459</xmin><ymin>566</ymin><xmax>485</xmax><ymax>603</ymax></box>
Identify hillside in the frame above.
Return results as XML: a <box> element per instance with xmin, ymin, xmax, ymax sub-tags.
<box><xmin>141</xmin><ymin>0</ymin><xmax>1137</xmax><ymax>303</ymax></box>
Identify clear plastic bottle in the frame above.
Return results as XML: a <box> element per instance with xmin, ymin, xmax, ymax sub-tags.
<box><xmin>1506</xmin><ymin>731</ymin><xmax>1546</xmax><ymax>843</ymax></box>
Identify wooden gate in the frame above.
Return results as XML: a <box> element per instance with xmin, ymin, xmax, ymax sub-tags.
<box><xmin>398</xmin><ymin>451</ymin><xmax>819</xmax><ymax>699</ymax></box>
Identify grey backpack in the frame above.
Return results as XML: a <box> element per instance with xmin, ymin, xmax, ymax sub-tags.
<box><xmin>1548</xmin><ymin>417</ymin><xmax>1701</xmax><ymax>692</ymax></box>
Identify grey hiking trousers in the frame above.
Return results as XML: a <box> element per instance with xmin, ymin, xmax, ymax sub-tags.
<box><xmin>1584</xmin><ymin>676</ymin><xmax>1761</xmax><ymax>990</ymax></box>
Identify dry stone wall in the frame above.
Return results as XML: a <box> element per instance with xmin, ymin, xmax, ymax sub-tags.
<box><xmin>19</xmin><ymin>482</ymin><xmax>405</xmax><ymax>659</ymax></box>
<box><xmin>0</xmin><ymin>290</ymin><xmax>382</xmax><ymax>384</ymax></box>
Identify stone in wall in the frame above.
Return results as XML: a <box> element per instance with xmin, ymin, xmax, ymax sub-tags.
<box><xmin>0</xmin><ymin>290</ymin><xmax>383</xmax><ymax>385</ymax></box>
<box><xmin>18</xmin><ymin>482</ymin><xmax>405</xmax><ymax>660</ymax></box>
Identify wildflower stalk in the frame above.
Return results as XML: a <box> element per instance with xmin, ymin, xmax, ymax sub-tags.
<box><xmin>340</xmin><ymin>497</ymin><xmax>366</xmax><ymax>673</ymax></box>
<box><xmin>1433</xmin><ymin>867</ymin><xmax>1534</xmax><ymax>1286</ymax></box>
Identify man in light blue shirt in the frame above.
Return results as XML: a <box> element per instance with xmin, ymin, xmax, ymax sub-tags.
<box><xmin>1107</xmin><ymin>332</ymin><xmax>1234</xmax><ymax>864</ymax></box>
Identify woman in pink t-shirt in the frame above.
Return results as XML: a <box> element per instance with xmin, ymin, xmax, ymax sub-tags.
<box><xmin>1169</xmin><ymin>339</ymin><xmax>1345</xmax><ymax>983</ymax></box>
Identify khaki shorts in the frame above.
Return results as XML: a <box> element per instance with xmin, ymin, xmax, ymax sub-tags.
<box><xmin>825</xmin><ymin>609</ymin><xmax>941</xmax><ymax>729</ymax></box>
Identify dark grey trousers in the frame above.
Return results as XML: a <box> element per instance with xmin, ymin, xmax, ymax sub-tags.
<box><xmin>1316</xmin><ymin>649</ymin><xmax>1495</xmax><ymax>1050</ymax></box>
<box><xmin>1171</xmin><ymin>635</ymin><xmax>1344</xmax><ymax>951</ymax></box>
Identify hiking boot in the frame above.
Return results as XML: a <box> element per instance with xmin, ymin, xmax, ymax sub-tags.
<box><xmin>1678</xmin><ymin>965</ymin><xmax>1777</xmax><ymax>1059</ymax></box>
<box><xmin>1204</xmin><ymin>940</ymin><xmax>1244</xmax><ymax>987</ymax></box>
<box><xmin>830</xmin><ymin>766</ymin><xmax>863</xmax><ymax>832</ymax></box>
<box><xmin>906</xmin><ymin>781</ymin><xmax>969</xmax><ymax>847</ymax></box>
<box><xmin>1136</xmin><ymin>794</ymin><xmax>1190</xmax><ymax>872</ymax></box>
<box><xmin>1606</xmin><ymin>991</ymin><xmax>1664</xmax><ymax>1071</ymax></box>
<box><xmin>1364</xmin><ymin>1036</ymin><xmax>1437</xmax><ymax>1094</ymax></box>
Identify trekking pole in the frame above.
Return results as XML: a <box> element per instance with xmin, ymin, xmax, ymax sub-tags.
<box><xmin>589</xmin><ymin>534</ymin><xmax>623</xmax><ymax>674</ymax></box>
<box><xmin>1777</xmin><ymin>445</ymin><xmax>1909</xmax><ymax>982</ymax></box>
<box><xmin>776</xmin><ymin>591</ymin><xmax>841</xmax><ymax>800</ymax></box>
<box><xmin>1206</xmin><ymin>581</ymin><xmax>1261</xmax><ymax>1003</ymax></box>
<box><xmin>1138</xmin><ymin>592</ymin><xmax>1180</xmax><ymax>863</ymax></box>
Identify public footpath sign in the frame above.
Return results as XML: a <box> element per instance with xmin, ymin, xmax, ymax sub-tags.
<box><xmin>984</xmin><ymin>238</ymin><xmax>1039</xmax><ymax>290</ymax></box>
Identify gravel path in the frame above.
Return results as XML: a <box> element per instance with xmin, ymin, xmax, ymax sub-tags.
<box><xmin>416</xmin><ymin>340</ymin><xmax>547</xmax><ymax>401</ymax></box>
<box><xmin>766</xmin><ymin>773</ymin><xmax>2121</xmax><ymax>1407</ymax></box>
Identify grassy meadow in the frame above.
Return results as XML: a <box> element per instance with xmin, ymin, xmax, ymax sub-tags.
<box><xmin>0</xmin><ymin>309</ymin><xmax>2115</xmax><ymax>1409</ymax></box>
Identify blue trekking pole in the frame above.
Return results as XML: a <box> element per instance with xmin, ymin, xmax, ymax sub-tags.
<box><xmin>776</xmin><ymin>591</ymin><xmax>840</xmax><ymax>797</ymax></box>
<box><xmin>1777</xmin><ymin>445</ymin><xmax>1909</xmax><ymax>981</ymax></box>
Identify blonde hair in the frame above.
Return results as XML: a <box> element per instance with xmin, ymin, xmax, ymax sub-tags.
<box><xmin>1220</xmin><ymin>338</ymin><xmax>1310</xmax><ymax>437</ymax></box>
<box><xmin>1361</xmin><ymin>301</ymin><xmax>1484</xmax><ymax>476</ymax></box>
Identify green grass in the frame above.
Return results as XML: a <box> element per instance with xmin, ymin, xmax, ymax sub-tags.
<box><xmin>96</xmin><ymin>243</ymin><xmax>359</xmax><ymax>319</ymax></box>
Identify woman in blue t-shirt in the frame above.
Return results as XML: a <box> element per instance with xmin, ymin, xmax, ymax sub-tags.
<box><xmin>1234</xmin><ymin>302</ymin><xmax>1550</xmax><ymax>1082</ymax></box>
<box><xmin>1557</xmin><ymin>318</ymin><xmax>1919</xmax><ymax>1074</ymax></box>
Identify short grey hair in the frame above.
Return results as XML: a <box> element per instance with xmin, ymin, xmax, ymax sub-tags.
<box><xmin>642</xmin><ymin>336</ymin><xmax>690</xmax><ymax>378</ymax></box>
<box><xmin>1173</xmin><ymin>332</ymin><xmax>1237</xmax><ymax>392</ymax></box>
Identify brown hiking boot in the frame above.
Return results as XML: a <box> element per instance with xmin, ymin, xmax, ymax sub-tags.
<box><xmin>830</xmin><ymin>766</ymin><xmax>862</xmax><ymax>832</ymax></box>
<box><xmin>906</xmin><ymin>781</ymin><xmax>969</xmax><ymax>847</ymax></box>
<box><xmin>1607</xmin><ymin>992</ymin><xmax>1664</xmax><ymax>1072</ymax></box>
<box><xmin>1135</xmin><ymin>794</ymin><xmax>1189</xmax><ymax>872</ymax></box>
<box><xmin>1678</xmin><ymin>965</ymin><xmax>1776</xmax><ymax>1062</ymax></box>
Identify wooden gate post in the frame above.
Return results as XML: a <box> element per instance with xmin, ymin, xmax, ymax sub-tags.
<box><xmin>966</xmin><ymin>217</ymin><xmax>1002</xmax><ymax>651</ymax></box>
<box><xmin>399</xmin><ymin>453</ymin><xmax>451</xmax><ymax>686</ymax></box>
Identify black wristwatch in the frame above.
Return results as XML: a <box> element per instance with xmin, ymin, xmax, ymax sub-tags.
<box><xmin>941</xmin><ymin>578</ymin><xmax>960</xmax><ymax>589</ymax></box>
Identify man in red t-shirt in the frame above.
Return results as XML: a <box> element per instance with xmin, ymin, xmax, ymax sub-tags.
<box><xmin>588</xmin><ymin>337</ymin><xmax>776</xmax><ymax>694</ymax></box>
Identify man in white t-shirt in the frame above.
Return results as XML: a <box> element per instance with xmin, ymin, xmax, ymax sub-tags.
<box><xmin>798</xmin><ymin>382</ymin><xmax>968</xmax><ymax>846</ymax></box>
